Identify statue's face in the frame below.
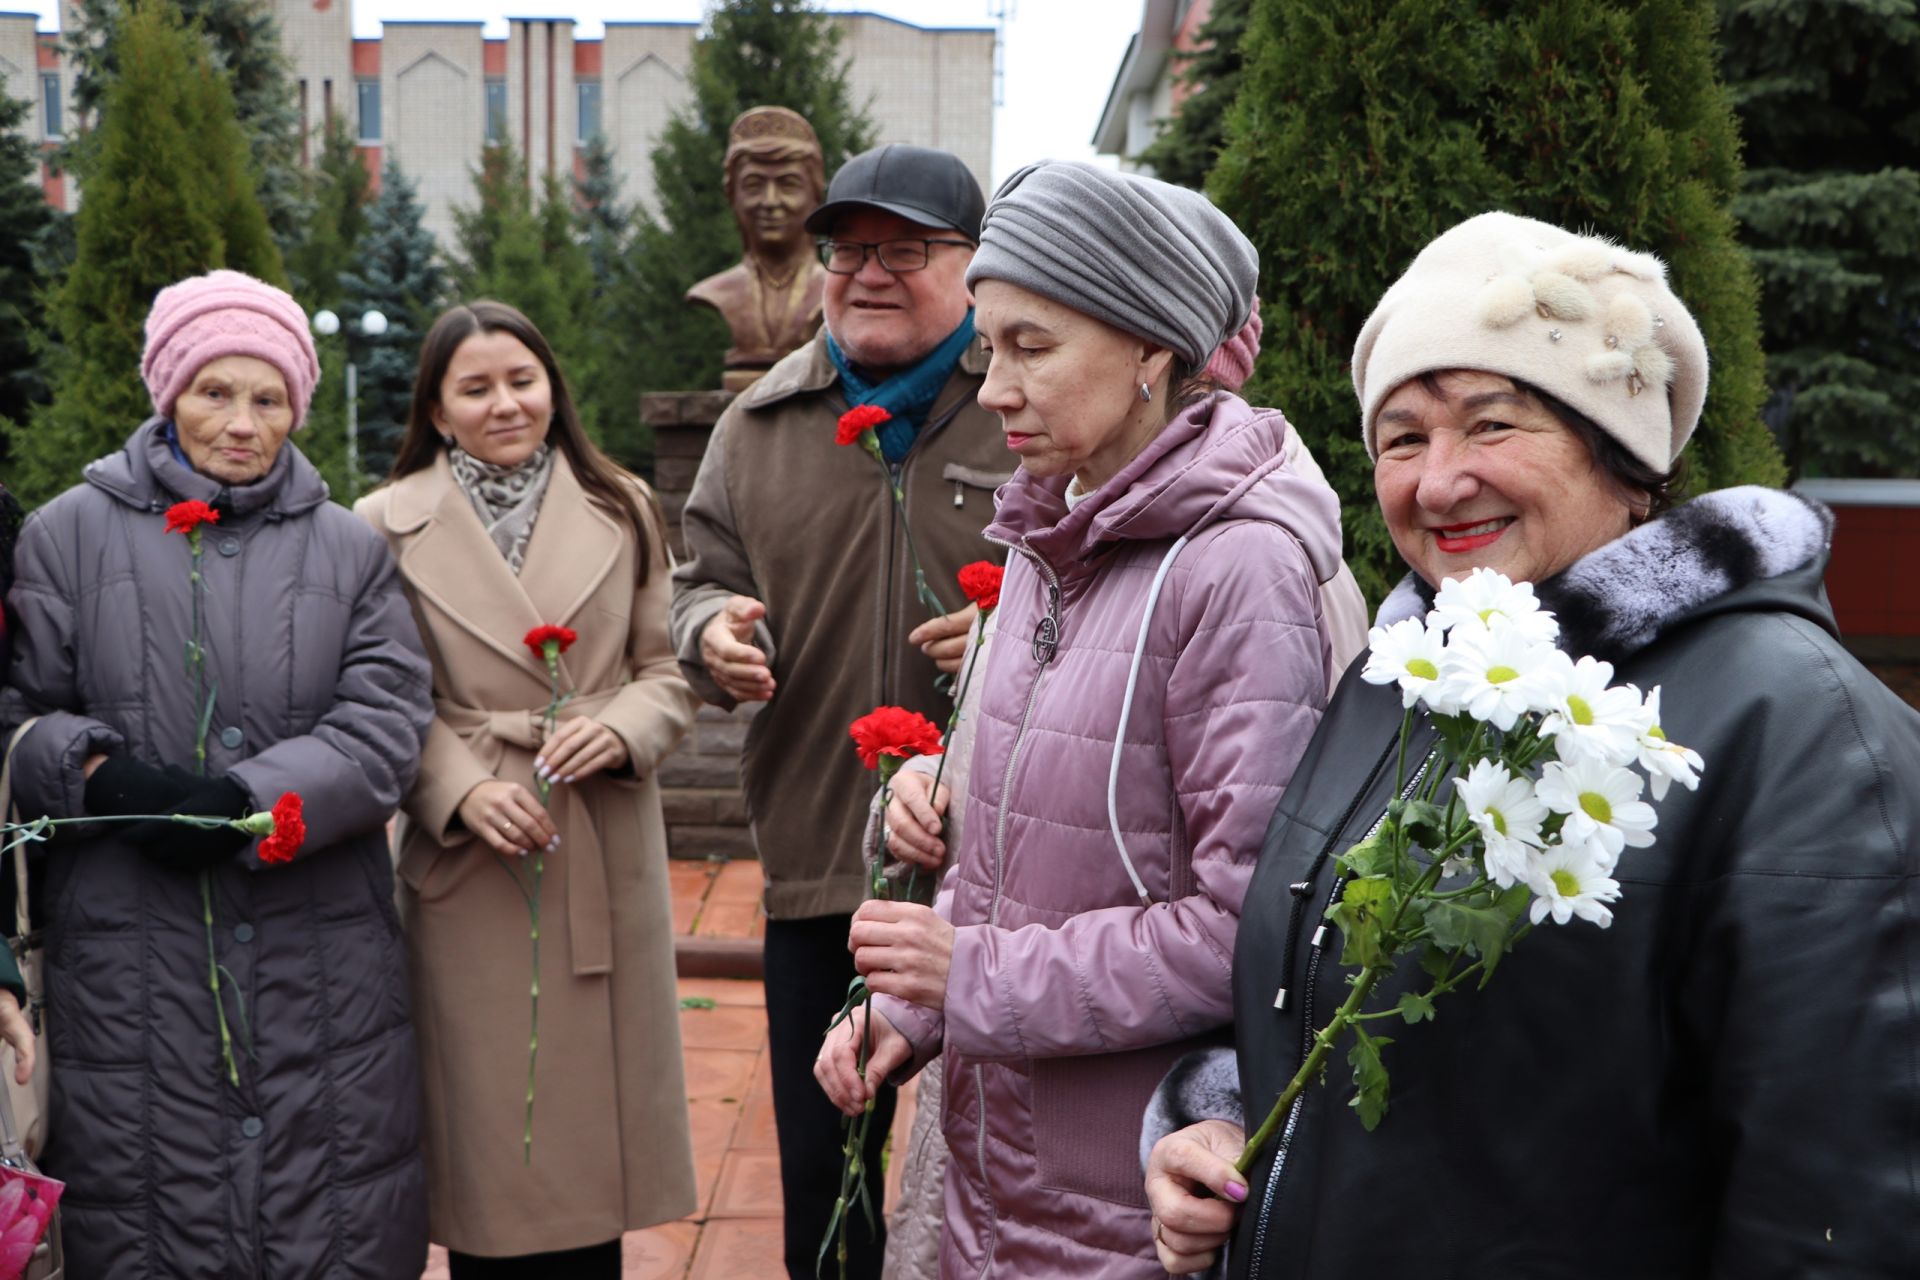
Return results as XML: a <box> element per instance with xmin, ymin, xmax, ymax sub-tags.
<box><xmin>732</xmin><ymin>157</ymin><xmax>817</xmax><ymax>254</ymax></box>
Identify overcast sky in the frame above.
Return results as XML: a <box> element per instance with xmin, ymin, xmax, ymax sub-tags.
<box><xmin>18</xmin><ymin>1</ymin><xmax>1140</xmax><ymax>184</ymax></box>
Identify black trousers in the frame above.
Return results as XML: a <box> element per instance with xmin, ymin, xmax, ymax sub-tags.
<box><xmin>765</xmin><ymin>914</ymin><xmax>897</xmax><ymax>1280</ymax></box>
<box><xmin>446</xmin><ymin>1238</ymin><xmax>620</xmax><ymax>1279</ymax></box>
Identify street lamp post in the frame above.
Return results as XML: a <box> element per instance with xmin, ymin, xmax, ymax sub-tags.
<box><xmin>310</xmin><ymin>307</ymin><xmax>389</xmax><ymax>502</ymax></box>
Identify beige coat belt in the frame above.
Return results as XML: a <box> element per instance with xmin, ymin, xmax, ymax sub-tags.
<box><xmin>436</xmin><ymin>686</ymin><xmax>622</xmax><ymax>977</ymax></box>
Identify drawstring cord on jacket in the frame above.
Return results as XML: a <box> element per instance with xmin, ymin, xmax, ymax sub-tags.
<box><xmin>1107</xmin><ymin>534</ymin><xmax>1190</xmax><ymax>908</ymax></box>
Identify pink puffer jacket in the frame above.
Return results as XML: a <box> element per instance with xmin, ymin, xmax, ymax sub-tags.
<box><xmin>875</xmin><ymin>392</ymin><xmax>1353</xmax><ymax>1277</ymax></box>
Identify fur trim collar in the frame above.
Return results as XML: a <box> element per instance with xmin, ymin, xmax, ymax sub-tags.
<box><xmin>1376</xmin><ymin>486</ymin><xmax>1833</xmax><ymax>659</ymax></box>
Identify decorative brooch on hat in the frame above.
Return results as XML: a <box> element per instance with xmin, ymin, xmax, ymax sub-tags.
<box><xmin>1473</xmin><ymin>243</ymin><xmax>1675</xmax><ymax>398</ymax></box>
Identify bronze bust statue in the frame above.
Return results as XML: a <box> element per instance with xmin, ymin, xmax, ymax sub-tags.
<box><xmin>686</xmin><ymin>106</ymin><xmax>829</xmax><ymax>391</ymax></box>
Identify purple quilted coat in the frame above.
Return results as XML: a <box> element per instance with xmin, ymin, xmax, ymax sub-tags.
<box><xmin>874</xmin><ymin>392</ymin><xmax>1351</xmax><ymax>1277</ymax></box>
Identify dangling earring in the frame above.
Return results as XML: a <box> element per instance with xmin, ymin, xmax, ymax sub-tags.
<box><xmin>1139</xmin><ymin>382</ymin><xmax>1152</xmax><ymax>403</ymax></box>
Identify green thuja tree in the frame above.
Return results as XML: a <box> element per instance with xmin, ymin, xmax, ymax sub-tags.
<box><xmin>1213</xmin><ymin>0</ymin><xmax>1784</xmax><ymax>601</ymax></box>
<box><xmin>452</xmin><ymin>144</ymin><xmax>603</xmax><ymax>439</ymax></box>
<box><xmin>621</xmin><ymin>0</ymin><xmax>876</xmax><ymax>399</ymax></box>
<box><xmin>64</xmin><ymin>0</ymin><xmax>307</xmax><ymax>254</ymax></box>
<box><xmin>575</xmin><ymin>132</ymin><xmax>647</xmax><ymax>464</ymax></box>
<box><xmin>339</xmin><ymin>159</ymin><xmax>447</xmax><ymax>480</ymax></box>
<box><xmin>1137</xmin><ymin>0</ymin><xmax>1252</xmax><ymax>188</ymax></box>
<box><xmin>0</xmin><ymin>78</ymin><xmax>58</xmax><ymax>454</ymax></box>
<box><xmin>5</xmin><ymin>0</ymin><xmax>285</xmax><ymax>506</ymax></box>
<box><xmin>1720</xmin><ymin>0</ymin><xmax>1920</xmax><ymax>478</ymax></box>
<box><xmin>287</xmin><ymin>112</ymin><xmax>373</xmax><ymax>313</ymax></box>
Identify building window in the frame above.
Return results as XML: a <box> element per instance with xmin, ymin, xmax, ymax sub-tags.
<box><xmin>356</xmin><ymin>78</ymin><xmax>381</xmax><ymax>143</ymax></box>
<box><xmin>41</xmin><ymin>73</ymin><xmax>60</xmax><ymax>140</ymax></box>
<box><xmin>576</xmin><ymin>80</ymin><xmax>602</xmax><ymax>143</ymax></box>
<box><xmin>485</xmin><ymin>79</ymin><xmax>507</xmax><ymax>144</ymax></box>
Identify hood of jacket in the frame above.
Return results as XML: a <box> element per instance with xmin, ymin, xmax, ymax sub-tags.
<box><xmin>84</xmin><ymin>416</ymin><xmax>333</xmax><ymax>521</ymax></box>
<box><xmin>1373</xmin><ymin>485</ymin><xmax>1836</xmax><ymax>662</ymax></box>
<box><xmin>984</xmin><ymin>391</ymin><xmax>1346</xmax><ymax>585</ymax></box>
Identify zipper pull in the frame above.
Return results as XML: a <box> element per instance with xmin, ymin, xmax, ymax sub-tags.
<box><xmin>1272</xmin><ymin>987</ymin><xmax>1289</xmax><ymax>1011</ymax></box>
<box><xmin>1310</xmin><ymin>925</ymin><xmax>1329</xmax><ymax>949</ymax></box>
<box><xmin>953</xmin><ymin>480</ymin><xmax>964</xmax><ymax>507</ymax></box>
<box><xmin>1031</xmin><ymin>582</ymin><xmax>1061</xmax><ymax>664</ymax></box>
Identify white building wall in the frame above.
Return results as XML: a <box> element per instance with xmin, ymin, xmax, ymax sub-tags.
<box><xmin>277</xmin><ymin>0</ymin><xmax>353</xmax><ymax>155</ymax></box>
<box><xmin>0</xmin><ymin>14</ymin><xmax>38</xmax><ymax>129</ymax></box>
<box><xmin>507</xmin><ymin>18</ymin><xmax>574</xmax><ymax>190</ymax></box>
<box><xmin>602</xmin><ymin>22</ymin><xmax>695</xmax><ymax>221</ymax></box>
<box><xmin>382</xmin><ymin>23</ymin><xmax>485</xmax><ymax>244</ymax></box>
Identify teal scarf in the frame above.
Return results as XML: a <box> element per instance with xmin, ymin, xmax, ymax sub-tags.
<box><xmin>827</xmin><ymin>310</ymin><xmax>976</xmax><ymax>464</ymax></box>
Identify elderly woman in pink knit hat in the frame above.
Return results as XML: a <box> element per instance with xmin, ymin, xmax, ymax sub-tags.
<box><xmin>0</xmin><ymin>270</ymin><xmax>435</xmax><ymax>1278</ymax></box>
<box><xmin>1143</xmin><ymin>212</ymin><xmax>1920</xmax><ymax>1278</ymax></box>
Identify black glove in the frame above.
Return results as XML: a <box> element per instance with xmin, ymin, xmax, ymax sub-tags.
<box><xmin>125</xmin><ymin>776</ymin><xmax>255</xmax><ymax>873</ymax></box>
<box><xmin>83</xmin><ymin>754</ymin><xmax>195</xmax><ymax>818</ymax></box>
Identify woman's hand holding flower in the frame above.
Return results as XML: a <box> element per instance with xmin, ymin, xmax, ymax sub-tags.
<box><xmin>908</xmin><ymin>602</ymin><xmax>978</xmax><ymax>674</ymax></box>
<box><xmin>849</xmin><ymin>900</ymin><xmax>954</xmax><ymax>1009</ymax></box>
<box><xmin>1146</xmin><ymin>1120</ymin><xmax>1250</xmax><ymax>1274</ymax></box>
<box><xmin>0</xmin><ymin>991</ymin><xmax>33</xmax><ymax>1087</ymax></box>
<box><xmin>535</xmin><ymin>718</ymin><xmax>628</xmax><ymax>786</ymax></box>
<box><xmin>458</xmin><ymin>780</ymin><xmax>558</xmax><ymax>857</ymax></box>
<box><xmin>813</xmin><ymin>1005</ymin><xmax>912</xmax><ymax>1117</ymax></box>
<box><xmin>881</xmin><ymin>768</ymin><xmax>950</xmax><ymax>869</ymax></box>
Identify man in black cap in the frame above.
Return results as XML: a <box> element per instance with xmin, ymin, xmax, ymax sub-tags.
<box><xmin>670</xmin><ymin>144</ymin><xmax>1006</xmax><ymax>1280</ymax></box>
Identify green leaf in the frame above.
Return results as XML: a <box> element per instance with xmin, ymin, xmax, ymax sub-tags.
<box><xmin>1398</xmin><ymin>799</ymin><xmax>1449</xmax><ymax>851</ymax></box>
<box><xmin>1347</xmin><ymin>1027</ymin><xmax>1394</xmax><ymax>1131</ymax></box>
<box><xmin>1326</xmin><ymin>875</ymin><xmax>1394</xmax><ymax>969</ymax></box>
<box><xmin>1418</xmin><ymin>941</ymin><xmax>1454</xmax><ymax>982</ymax></box>
<box><xmin>1424</xmin><ymin>900</ymin><xmax>1509</xmax><ymax>961</ymax></box>
<box><xmin>1336</xmin><ymin>831</ymin><xmax>1394</xmax><ymax>879</ymax></box>
<box><xmin>678</xmin><ymin>996</ymin><xmax>718</xmax><ymax>1011</ymax></box>
<box><xmin>1395</xmin><ymin>990</ymin><xmax>1437</xmax><ymax>1024</ymax></box>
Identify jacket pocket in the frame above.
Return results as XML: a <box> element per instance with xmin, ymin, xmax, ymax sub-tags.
<box><xmin>1031</xmin><ymin>1041</ymin><xmax>1196</xmax><ymax>1207</ymax></box>
<box><xmin>940</xmin><ymin>462</ymin><xmax>1015</xmax><ymax>512</ymax></box>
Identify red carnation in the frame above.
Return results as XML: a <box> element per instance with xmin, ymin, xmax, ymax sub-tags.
<box><xmin>848</xmin><ymin>705</ymin><xmax>945</xmax><ymax>771</ymax></box>
<box><xmin>836</xmin><ymin>404</ymin><xmax>893</xmax><ymax>447</ymax></box>
<box><xmin>956</xmin><ymin>561</ymin><xmax>1004</xmax><ymax>612</ymax></box>
<box><xmin>258</xmin><ymin>792</ymin><xmax>306</xmax><ymax>865</ymax></box>
<box><xmin>524</xmin><ymin>624</ymin><xmax>578</xmax><ymax>658</ymax></box>
<box><xmin>164</xmin><ymin>500</ymin><xmax>220</xmax><ymax>535</ymax></box>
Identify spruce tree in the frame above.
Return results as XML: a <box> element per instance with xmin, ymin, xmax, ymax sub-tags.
<box><xmin>63</xmin><ymin>0</ymin><xmax>307</xmax><ymax>252</ymax></box>
<box><xmin>339</xmin><ymin>159</ymin><xmax>447</xmax><ymax>481</ymax></box>
<box><xmin>0</xmin><ymin>78</ymin><xmax>57</xmax><ymax>449</ymax></box>
<box><xmin>575</xmin><ymin>133</ymin><xmax>646</xmax><ymax>464</ymax></box>
<box><xmin>287</xmin><ymin>112</ymin><xmax>373</xmax><ymax>313</ymax></box>
<box><xmin>5</xmin><ymin>0</ymin><xmax>285</xmax><ymax>506</ymax></box>
<box><xmin>1213</xmin><ymin>0</ymin><xmax>1785</xmax><ymax>601</ymax></box>
<box><xmin>1136</xmin><ymin>0</ymin><xmax>1252</xmax><ymax>189</ymax></box>
<box><xmin>1720</xmin><ymin>0</ymin><xmax>1920</xmax><ymax>478</ymax></box>
<box><xmin>621</xmin><ymin>0</ymin><xmax>876</xmax><ymax>398</ymax></box>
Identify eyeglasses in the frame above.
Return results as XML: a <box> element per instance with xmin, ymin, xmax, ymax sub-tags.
<box><xmin>817</xmin><ymin>237</ymin><xmax>974</xmax><ymax>275</ymax></box>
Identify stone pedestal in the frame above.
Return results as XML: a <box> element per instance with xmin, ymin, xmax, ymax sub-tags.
<box><xmin>646</xmin><ymin>389</ymin><xmax>762</xmax><ymax>861</ymax></box>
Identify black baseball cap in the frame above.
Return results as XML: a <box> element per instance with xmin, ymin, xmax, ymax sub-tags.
<box><xmin>804</xmin><ymin>144</ymin><xmax>987</xmax><ymax>242</ymax></box>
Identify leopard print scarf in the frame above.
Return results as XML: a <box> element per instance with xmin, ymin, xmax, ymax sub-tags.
<box><xmin>448</xmin><ymin>444</ymin><xmax>554</xmax><ymax>574</ymax></box>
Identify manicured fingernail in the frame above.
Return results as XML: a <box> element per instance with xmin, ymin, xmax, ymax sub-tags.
<box><xmin>1224</xmin><ymin>1181</ymin><xmax>1247</xmax><ymax>1203</ymax></box>
<box><xmin>548</xmin><ymin>836</ymin><xmax>561</xmax><ymax>850</ymax></box>
<box><xmin>534</xmin><ymin>756</ymin><xmax>546</xmax><ymax>770</ymax></box>
<box><xmin>562</xmin><ymin>774</ymin><xmax>576</xmax><ymax>784</ymax></box>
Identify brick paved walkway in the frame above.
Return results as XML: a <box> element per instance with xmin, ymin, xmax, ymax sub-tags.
<box><xmin>420</xmin><ymin>860</ymin><xmax>918</xmax><ymax>1277</ymax></box>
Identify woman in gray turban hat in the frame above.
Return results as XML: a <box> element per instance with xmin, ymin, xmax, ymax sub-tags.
<box><xmin>815</xmin><ymin>160</ymin><xmax>1366</xmax><ymax>1276</ymax></box>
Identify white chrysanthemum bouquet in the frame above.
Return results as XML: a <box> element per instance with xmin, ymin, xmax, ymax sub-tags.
<box><xmin>1236</xmin><ymin>567</ymin><xmax>1704</xmax><ymax>1170</ymax></box>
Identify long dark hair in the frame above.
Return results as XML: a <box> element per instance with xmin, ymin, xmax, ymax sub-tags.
<box><xmin>388</xmin><ymin>301</ymin><xmax>658</xmax><ymax>583</ymax></box>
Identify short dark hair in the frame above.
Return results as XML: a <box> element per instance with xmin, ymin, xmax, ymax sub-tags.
<box><xmin>1413</xmin><ymin>371</ymin><xmax>1685</xmax><ymax>522</ymax></box>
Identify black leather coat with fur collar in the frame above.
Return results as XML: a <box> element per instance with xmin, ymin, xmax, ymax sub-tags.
<box><xmin>1174</xmin><ymin>487</ymin><xmax>1919</xmax><ymax>1277</ymax></box>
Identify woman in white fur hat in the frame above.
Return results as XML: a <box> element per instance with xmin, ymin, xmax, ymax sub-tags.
<box><xmin>1142</xmin><ymin>211</ymin><xmax>1920</xmax><ymax>1277</ymax></box>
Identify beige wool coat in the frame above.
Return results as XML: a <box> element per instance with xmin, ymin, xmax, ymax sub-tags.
<box><xmin>356</xmin><ymin>450</ymin><xmax>698</xmax><ymax>1256</ymax></box>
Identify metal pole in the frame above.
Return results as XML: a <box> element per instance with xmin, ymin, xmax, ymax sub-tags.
<box><xmin>345</xmin><ymin>360</ymin><xmax>359</xmax><ymax>503</ymax></box>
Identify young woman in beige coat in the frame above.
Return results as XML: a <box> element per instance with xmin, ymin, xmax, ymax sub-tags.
<box><xmin>356</xmin><ymin>301</ymin><xmax>698</xmax><ymax>1278</ymax></box>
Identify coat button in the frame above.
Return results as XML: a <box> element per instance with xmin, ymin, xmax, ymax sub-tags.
<box><xmin>218</xmin><ymin>538</ymin><xmax>240</xmax><ymax>557</ymax></box>
<box><xmin>233</xmin><ymin>923</ymin><xmax>254</xmax><ymax>943</ymax></box>
<box><xmin>241</xmin><ymin>1116</ymin><xmax>263</xmax><ymax>1138</ymax></box>
<box><xmin>219</xmin><ymin>726</ymin><xmax>243</xmax><ymax>749</ymax></box>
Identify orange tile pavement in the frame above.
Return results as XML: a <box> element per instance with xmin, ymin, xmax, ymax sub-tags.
<box><xmin>417</xmin><ymin>860</ymin><xmax>922</xmax><ymax>1278</ymax></box>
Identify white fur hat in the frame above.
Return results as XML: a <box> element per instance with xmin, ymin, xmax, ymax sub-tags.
<box><xmin>1351</xmin><ymin>211</ymin><xmax>1708</xmax><ymax>471</ymax></box>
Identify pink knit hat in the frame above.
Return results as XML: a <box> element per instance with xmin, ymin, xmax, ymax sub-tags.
<box><xmin>1203</xmin><ymin>298</ymin><xmax>1263</xmax><ymax>391</ymax></box>
<box><xmin>141</xmin><ymin>270</ymin><xmax>321</xmax><ymax>430</ymax></box>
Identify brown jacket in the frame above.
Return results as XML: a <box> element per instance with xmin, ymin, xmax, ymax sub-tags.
<box><xmin>357</xmin><ymin>451</ymin><xmax>698</xmax><ymax>1255</ymax></box>
<box><xmin>669</xmin><ymin>329</ymin><xmax>1011</xmax><ymax>918</ymax></box>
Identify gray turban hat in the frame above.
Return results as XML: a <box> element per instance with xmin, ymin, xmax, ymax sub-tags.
<box><xmin>964</xmin><ymin>160</ymin><xmax>1259</xmax><ymax>368</ymax></box>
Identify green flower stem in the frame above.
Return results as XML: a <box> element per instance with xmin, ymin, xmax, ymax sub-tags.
<box><xmin>202</xmin><ymin>872</ymin><xmax>239</xmax><ymax>1087</ymax></box>
<box><xmin>1239</xmin><ymin>850</ymin><xmax>1456</xmax><ymax>1173</ymax></box>
<box><xmin>1237</xmin><ymin>960</ymin><xmax>1388</xmax><ymax>1175</ymax></box>
<box><xmin>182</xmin><ymin>527</ymin><xmax>242</xmax><ymax>1089</ymax></box>
<box><xmin>523</xmin><ymin>849</ymin><xmax>542</xmax><ymax>1165</ymax></box>
<box><xmin>903</xmin><ymin>608</ymin><xmax>993</xmax><ymax>905</ymax></box>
